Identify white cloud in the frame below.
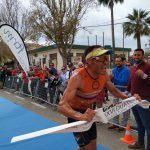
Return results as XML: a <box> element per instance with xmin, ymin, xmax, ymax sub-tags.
<box><xmin>23</xmin><ymin>0</ymin><xmax>150</xmax><ymax>51</ymax></box>
<box><xmin>20</xmin><ymin>0</ymin><xmax>30</xmax><ymax>8</ymax></box>
<box><xmin>75</xmin><ymin>0</ymin><xmax>150</xmax><ymax>51</ymax></box>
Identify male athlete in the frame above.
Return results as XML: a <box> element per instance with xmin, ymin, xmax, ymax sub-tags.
<box><xmin>58</xmin><ymin>45</ymin><xmax>140</xmax><ymax>150</ymax></box>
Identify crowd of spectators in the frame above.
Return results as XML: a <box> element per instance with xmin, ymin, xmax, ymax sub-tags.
<box><xmin>0</xmin><ymin>62</ymin><xmax>80</xmax><ymax>104</ymax></box>
<box><xmin>0</xmin><ymin>57</ymin><xmax>139</xmax><ymax>105</ymax></box>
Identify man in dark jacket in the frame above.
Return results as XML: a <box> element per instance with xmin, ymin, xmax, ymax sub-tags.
<box><xmin>128</xmin><ymin>49</ymin><xmax>150</xmax><ymax>150</ymax></box>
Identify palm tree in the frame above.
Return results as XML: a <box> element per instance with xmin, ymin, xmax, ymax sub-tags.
<box><xmin>98</xmin><ymin>0</ymin><xmax>124</xmax><ymax>66</ymax></box>
<box><xmin>123</xmin><ymin>9</ymin><xmax>150</xmax><ymax>49</ymax></box>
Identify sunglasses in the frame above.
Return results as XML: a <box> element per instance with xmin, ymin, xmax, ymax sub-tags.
<box><xmin>126</xmin><ymin>64</ymin><xmax>131</xmax><ymax>67</ymax></box>
<box><xmin>94</xmin><ymin>55</ymin><xmax>109</xmax><ymax>62</ymax></box>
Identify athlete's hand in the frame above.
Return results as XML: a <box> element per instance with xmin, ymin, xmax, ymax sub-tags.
<box><xmin>82</xmin><ymin>108</ymin><xmax>95</xmax><ymax>122</ymax></box>
<box><xmin>133</xmin><ymin>93</ymin><xmax>141</xmax><ymax>102</ymax></box>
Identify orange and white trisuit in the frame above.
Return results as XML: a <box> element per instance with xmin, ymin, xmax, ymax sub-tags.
<box><xmin>69</xmin><ymin>68</ymin><xmax>107</xmax><ymax>110</ymax></box>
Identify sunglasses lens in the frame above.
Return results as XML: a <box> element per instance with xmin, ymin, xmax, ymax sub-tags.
<box><xmin>95</xmin><ymin>56</ymin><xmax>108</xmax><ymax>62</ymax></box>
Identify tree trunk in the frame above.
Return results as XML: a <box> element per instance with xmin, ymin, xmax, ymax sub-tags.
<box><xmin>110</xmin><ymin>0</ymin><xmax>115</xmax><ymax>67</ymax></box>
<box><xmin>62</xmin><ymin>55</ymin><xmax>68</xmax><ymax>67</ymax></box>
<box><xmin>137</xmin><ymin>35</ymin><xmax>141</xmax><ymax>49</ymax></box>
<box><xmin>59</xmin><ymin>48</ymin><xmax>68</xmax><ymax>67</ymax></box>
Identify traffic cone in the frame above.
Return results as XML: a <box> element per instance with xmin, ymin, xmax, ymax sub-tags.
<box><xmin>120</xmin><ymin>123</ymin><xmax>135</xmax><ymax>144</ymax></box>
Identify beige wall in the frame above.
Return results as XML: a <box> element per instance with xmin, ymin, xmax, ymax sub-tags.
<box><xmin>29</xmin><ymin>48</ymin><xmax>84</xmax><ymax>70</ymax></box>
<box><xmin>29</xmin><ymin>49</ymin><xmax>63</xmax><ymax>69</ymax></box>
<box><xmin>115</xmin><ymin>51</ymin><xmax>128</xmax><ymax>59</ymax></box>
<box><xmin>29</xmin><ymin>48</ymin><xmax>128</xmax><ymax>69</ymax></box>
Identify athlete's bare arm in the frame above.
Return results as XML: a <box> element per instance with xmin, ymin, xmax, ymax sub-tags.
<box><xmin>105</xmin><ymin>73</ymin><xmax>141</xmax><ymax>101</ymax></box>
<box><xmin>105</xmin><ymin>73</ymin><xmax>128</xmax><ymax>99</ymax></box>
<box><xmin>57</xmin><ymin>74</ymin><xmax>95</xmax><ymax>122</ymax></box>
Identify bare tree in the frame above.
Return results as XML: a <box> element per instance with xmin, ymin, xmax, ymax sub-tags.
<box><xmin>28</xmin><ymin>0</ymin><xmax>92</xmax><ymax>66</ymax></box>
<box><xmin>0</xmin><ymin>0</ymin><xmax>32</xmax><ymax>66</ymax></box>
<box><xmin>0</xmin><ymin>0</ymin><xmax>31</xmax><ymax>40</ymax></box>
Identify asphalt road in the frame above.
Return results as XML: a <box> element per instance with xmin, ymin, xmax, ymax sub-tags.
<box><xmin>0</xmin><ymin>89</ymin><xmax>138</xmax><ymax>150</ymax></box>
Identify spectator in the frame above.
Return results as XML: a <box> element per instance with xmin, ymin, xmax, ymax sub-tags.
<box><xmin>0</xmin><ymin>67</ymin><xmax>3</xmax><ymax>89</ymax></box>
<box><xmin>49</xmin><ymin>63</ymin><xmax>57</xmax><ymax>76</ymax></box>
<box><xmin>37</xmin><ymin>68</ymin><xmax>47</xmax><ymax>103</ymax></box>
<box><xmin>127</xmin><ymin>49</ymin><xmax>150</xmax><ymax>150</ymax></box>
<box><xmin>48</xmin><ymin>70</ymin><xmax>56</xmax><ymax>103</ymax></box>
<box><xmin>108</xmin><ymin>55</ymin><xmax>130</xmax><ymax>131</ymax></box>
<box><xmin>77</xmin><ymin>62</ymin><xmax>84</xmax><ymax>68</ymax></box>
<box><xmin>21</xmin><ymin>69</ymin><xmax>29</xmax><ymax>95</ymax></box>
<box><xmin>58</xmin><ymin>66</ymin><xmax>69</xmax><ymax>94</ymax></box>
<box><xmin>33</xmin><ymin>66</ymin><xmax>41</xmax><ymax>78</ymax></box>
<box><xmin>125</xmin><ymin>61</ymin><xmax>133</xmax><ymax>69</ymax></box>
<box><xmin>11</xmin><ymin>68</ymin><xmax>17</xmax><ymax>76</ymax></box>
<box><xmin>68</xmin><ymin>62</ymin><xmax>76</xmax><ymax>78</ymax></box>
<box><xmin>21</xmin><ymin>70</ymin><xmax>28</xmax><ymax>84</ymax></box>
<box><xmin>29</xmin><ymin>65</ymin><xmax>34</xmax><ymax>71</ymax></box>
<box><xmin>28</xmin><ymin>66</ymin><xmax>40</xmax><ymax>98</ymax></box>
<box><xmin>0</xmin><ymin>66</ymin><xmax>7</xmax><ymax>88</ymax></box>
<box><xmin>48</xmin><ymin>71</ymin><xmax>61</xmax><ymax>104</ymax></box>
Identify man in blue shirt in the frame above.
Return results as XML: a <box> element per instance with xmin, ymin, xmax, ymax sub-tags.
<box><xmin>108</xmin><ymin>55</ymin><xmax>130</xmax><ymax>131</ymax></box>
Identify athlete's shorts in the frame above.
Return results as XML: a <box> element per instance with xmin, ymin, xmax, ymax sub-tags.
<box><xmin>68</xmin><ymin>109</ymin><xmax>97</xmax><ymax>147</ymax></box>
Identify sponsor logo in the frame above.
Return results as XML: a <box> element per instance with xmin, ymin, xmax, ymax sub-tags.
<box><xmin>3</xmin><ymin>29</ymin><xmax>24</xmax><ymax>54</ymax></box>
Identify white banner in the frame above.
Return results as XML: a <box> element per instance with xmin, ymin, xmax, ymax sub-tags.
<box><xmin>103</xmin><ymin>97</ymin><xmax>139</xmax><ymax>120</ymax></box>
<box><xmin>11</xmin><ymin>97</ymin><xmax>149</xmax><ymax>143</ymax></box>
<box><xmin>0</xmin><ymin>24</ymin><xmax>29</xmax><ymax>74</ymax></box>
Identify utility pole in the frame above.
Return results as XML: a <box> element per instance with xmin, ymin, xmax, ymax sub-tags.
<box><xmin>87</xmin><ymin>36</ymin><xmax>89</xmax><ymax>46</ymax></box>
<box><xmin>122</xmin><ymin>25</ymin><xmax>125</xmax><ymax>56</ymax></box>
<box><xmin>103</xmin><ymin>32</ymin><xmax>104</xmax><ymax>47</ymax></box>
<box><xmin>95</xmin><ymin>35</ymin><xmax>97</xmax><ymax>45</ymax></box>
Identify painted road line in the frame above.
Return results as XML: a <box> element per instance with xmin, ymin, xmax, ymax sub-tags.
<box><xmin>60</xmin><ymin>114</ymin><xmax>66</xmax><ymax>118</ymax></box>
<box><xmin>15</xmin><ymin>96</ymin><xmax>25</xmax><ymax>100</ymax></box>
<box><xmin>30</xmin><ymin>102</ymin><xmax>46</xmax><ymax>109</ymax></box>
<box><xmin>4</xmin><ymin>91</ymin><xmax>11</xmax><ymax>95</ymax></box>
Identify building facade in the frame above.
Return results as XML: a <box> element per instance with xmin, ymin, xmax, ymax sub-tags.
<box><xmin>28</xmin><ymin>44</ymin><xmax>131</xmax><ymax>69</ymax></box>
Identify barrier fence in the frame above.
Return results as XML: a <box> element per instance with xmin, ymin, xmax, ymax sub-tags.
<box><xmin>4</xmin><ymin>76</ymin><xmax>61</xmax><ymax>108</ymax></box>
<box><xmin>3</xmin><ymin>76</ymin><xmax>137</xmax><ymax>130</ymax></box>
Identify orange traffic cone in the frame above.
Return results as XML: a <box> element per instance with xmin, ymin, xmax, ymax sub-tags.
<box><xmin>120</xmin><ymin>123</ymin><xmax>135</xmax><ymax>144</ymax></box>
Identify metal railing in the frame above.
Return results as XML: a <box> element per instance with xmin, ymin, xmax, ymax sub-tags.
<box><xmin>3</xmin><ymin>76</ymin><xmax>61</xmax><ymax>108</ymax></box>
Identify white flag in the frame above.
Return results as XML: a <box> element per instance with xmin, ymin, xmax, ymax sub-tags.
<box><xmin>0</xmin><ymin>24</ymin><xmax>29</xmax><ymax>74</ymax></box>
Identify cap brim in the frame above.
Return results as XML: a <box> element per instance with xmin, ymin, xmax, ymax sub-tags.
<box><xmin>105</xmin><ymin>49</ymin><xmax>112</xmax><ymax>55</ymax></box>
<box><xmin>85</xmin><ymin>48</ymin><xmax>112</xmax><ymax>60</ymax></box>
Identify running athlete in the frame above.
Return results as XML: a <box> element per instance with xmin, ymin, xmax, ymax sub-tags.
<box><xmin>57</xmin><ymin>45</ymin><xmax>140</xmax><ymax>150</ymax></box>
